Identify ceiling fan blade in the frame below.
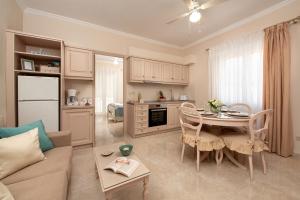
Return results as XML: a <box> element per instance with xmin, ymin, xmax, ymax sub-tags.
<box><xmin>199</xmin><ymin>0</ymin><xmax>227</xmax><ymax>10</ymax></box>
<box><xmin>166</xmin><ymin>11</ymin><xmax>192</xmax><ymax>24</ymax></box>
<box><xmin>183</xmin><ymin>0</ymin><xmax>194</xmax><ymax>10</ymax></box>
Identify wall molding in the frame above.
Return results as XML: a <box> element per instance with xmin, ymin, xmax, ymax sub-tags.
<box><xmin>183</xmin><ymin>0</ymin><xmax>296</xmax><ymax>49</ymax></box>
<box><xmin>23</xmin><ymin>8</ymin><xmax>182</xmax><ymax>50</ymax></box>
<box><xmin>21</xmin><ymin>0</ymin><xmax>295</xmax><ymax>50</ymax></box>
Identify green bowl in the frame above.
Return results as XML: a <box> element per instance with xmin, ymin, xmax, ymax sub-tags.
<box><xmin>119</xmin><ymin>144</ymin><xmax>133</xmax><ymax>156</ymax></box>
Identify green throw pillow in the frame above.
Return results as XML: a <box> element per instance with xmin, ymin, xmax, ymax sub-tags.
<box><xmin>0</xmin><ymin>120</ymin><xmax>54</xmax><ymax>152</ymax></box>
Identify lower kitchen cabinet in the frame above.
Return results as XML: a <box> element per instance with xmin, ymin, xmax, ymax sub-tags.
<box><xmin>167</xmin><ymin>104</ymin><xmax>181</xmax><ymax>128</ymax></box>
<box><xmin>128</xmin><ymin>103</ymin><xmax>181</xmax><ymax>137</ymax></box>
<box><xmin>62</xmin><ymin>108</ymin><xmax>94</xmax><ymax>146</ymax></box>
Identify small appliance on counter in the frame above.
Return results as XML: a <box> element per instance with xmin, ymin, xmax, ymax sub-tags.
<box><xmin>179</xmin><ymin>95</ymin><xmax>189</xmax><ymax>101</ymax></box>
<box><xmin>67</xmin><ymin>89</ymin><xmax>78</xmax><ymax>106</ymax></box>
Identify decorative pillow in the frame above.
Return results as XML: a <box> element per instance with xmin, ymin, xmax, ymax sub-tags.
<box><xmin>0</xmin><ymin>120</ymin><xmax>53</xmax><ymax>152</ymax></box>
<box><xmin>0</xmin><ymin>182</ymin><xmax>15</xmax><ymax>200</ymax></box>
<box><xmin>0</xmin><ymin>128</ymin><xmax>45</xmax><ymax>179</ymax></box>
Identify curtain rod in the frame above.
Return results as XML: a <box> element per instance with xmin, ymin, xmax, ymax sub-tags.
<box><xmin>205</xmin><ymin>16</ymin><xmax>299</xmax><ymax>52</ymax></box>
<box><xmin>288</xmin><ymin>16</ymin><xmax>300</xmax><ymax>25</ymax></box>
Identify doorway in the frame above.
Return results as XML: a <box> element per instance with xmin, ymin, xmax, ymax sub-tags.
<box><xmin>94</xmin><ymin>54</ymin><xmax>124</xmax><ymax>145</ymax></box>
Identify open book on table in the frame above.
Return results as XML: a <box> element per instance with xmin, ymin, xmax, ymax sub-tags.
<box><xmin>104</xmin><ymin>157</ymin><xmax>139</xmax><ymax>177</ymax></box>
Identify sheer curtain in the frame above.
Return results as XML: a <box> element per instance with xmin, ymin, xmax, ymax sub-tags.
<box><xmin>208</xmin><ymin>31</ymin><xmax>264</xmax><ymax>112</ymax></box>
<box><xmin>95</xmin><ymin>61</ymin><xmax>123</xmax><ymax>114</ymax></box>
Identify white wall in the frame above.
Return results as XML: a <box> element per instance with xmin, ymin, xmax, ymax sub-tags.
<box><xmin>0</xmin><ymin>0</ymin><xmax>23</xmax><ymax>126</ymax></box>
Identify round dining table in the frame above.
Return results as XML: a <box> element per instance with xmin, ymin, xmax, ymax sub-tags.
<box><xmin>195</xmin><ymin>112</ymin><xmax>251</xmax><ymax>169</ymax></box>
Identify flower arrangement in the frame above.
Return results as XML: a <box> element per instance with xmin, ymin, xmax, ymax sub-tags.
<box><xmin>208</xmin><ymin>99</ymin><xmax>223</xmax><ymax>113</ymax></box>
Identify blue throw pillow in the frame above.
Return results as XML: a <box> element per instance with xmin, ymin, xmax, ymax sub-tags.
<box><xmin>0</xmin><ymin>120</ymin><xmax>54</xmax><ymax>152</ymax></box>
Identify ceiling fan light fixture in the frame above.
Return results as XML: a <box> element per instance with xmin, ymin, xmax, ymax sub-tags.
<box><xmin>189</xmin><ymin>11</ymin><xmax>201</xmax><ymax>23</ymax></box>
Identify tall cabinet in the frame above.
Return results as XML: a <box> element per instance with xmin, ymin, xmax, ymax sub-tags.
<box><xmin>5</xmin><ymin>30</ymin><xmax>95</xmax><ymax>147</ymax></box>
<box><xmin>62</xmin><ymin>46</ymin><xmax>95</xmax><ymax>146</ymax></box>
<box><xmin>5</xmin><ymin>30</ymin><xmax>64</xmax><ymax>128</ymax></box>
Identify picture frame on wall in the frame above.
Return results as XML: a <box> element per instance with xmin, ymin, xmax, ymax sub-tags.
<box><xmin>21</xmin><ymin>58</ymin><xmax>35</xmax><ymax>71</ymax></box>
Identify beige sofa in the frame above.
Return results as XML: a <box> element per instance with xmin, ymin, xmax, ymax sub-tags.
<box><xmin>1</xmin><ymin>131</ymin><xmax>72</xmax><ymax>200</ymax></box>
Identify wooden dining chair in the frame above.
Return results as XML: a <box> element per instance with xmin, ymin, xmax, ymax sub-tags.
<box><xmin>179</xmin><ymin>103</ymin><xmax>225</xmax><ymax>171</ymax></box>
<box><xmin>221</xmin><ymin>109</ymin><xmax>272</xmax><ymax>181</ymax></box>
<box><xmin>228</xmin><ymin>103</ymin><xmax>253</xmax><ymax>114</ymax></box>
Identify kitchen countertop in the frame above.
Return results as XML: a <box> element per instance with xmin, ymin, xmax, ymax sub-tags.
<box><xmin>127</xmin><ymin>100</ymin><xmax>195</xmax><ymax>105</ymax></box>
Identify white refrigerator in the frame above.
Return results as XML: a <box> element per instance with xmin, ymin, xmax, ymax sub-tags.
<box><xmin>18</xmin><ymin>75</ymin><xmax>59</xmax><ymax>132</ymax></box>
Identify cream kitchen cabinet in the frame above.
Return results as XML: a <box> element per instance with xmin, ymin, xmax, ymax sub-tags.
<box><xmin>128</xmin><ymin>57</ymin><xmax>189</xmax><ymax>85</ymax></box>
<box><xmin>65</xmin><ymin>47</ymin><xmax>93</xmax><ymax>79</ymax></box>
<box><xmin>181</xmin><ymin>66</ymin><xmax>189</xmax><ymax>84</ymax></box>
<box><xmin>167</xmin><ymin>104</ymin><xmax>181</xmax><ymax>128</ymax></box>
<box><xmin>162</xmin><ymin>63</ymin><xmax>174</xmax><ymax>83</ymax></box>
<box><xmin>172</xmin><ymin>64</ymin><xmax>183</xmax><ymax>83</ymax></box>
<box><xmin>144</xmin><ymin>60</ymin><xmax>162</xmax><ymax>82</ymax></box>
<box><xmin>62</xmin><ymin>108</ymin><xmax>94</xmax><ymax>146</ymax></box>
<box><xmin>129</xmin><ymin>57</ymin><xmax>145</xmax><ymax>82</ymax></box>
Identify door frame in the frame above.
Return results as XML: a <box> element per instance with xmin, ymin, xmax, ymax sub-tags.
<box><xmin>93</xmin><ymin>50</ymin><xmax>128</xmax><ymax>140</ymax></box>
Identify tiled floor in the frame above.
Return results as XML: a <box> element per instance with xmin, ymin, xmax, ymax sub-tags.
<box><xmin>69</xmin><ymin>129</ymin><xmax>300</xmax><ymax>200</ymax></box>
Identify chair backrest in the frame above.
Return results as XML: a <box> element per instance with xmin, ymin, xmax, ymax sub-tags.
<box><xmin>179</xmin><ymin>103</ymin><xmax>203</xmax><ymax>137</ymax></box>
<box><xmin>228</xmin><ymin>103</ymin><xmax>253</xmax><ymax>114</ymax></box>
<box><xmin>248</xmin><ymin>109</ymin><xmax>273</xmax><ymax>141</ymax></box>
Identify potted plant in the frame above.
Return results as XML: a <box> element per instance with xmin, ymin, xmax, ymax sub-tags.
<box><xmin>208</xmin><ymin>99</ymin><xmax>223</xmax><ymax>113</ymax></box>
<box><xmin>158</xmin><ymin>90</ymin><xmax>166</xmax><ymax>101</ymax></box>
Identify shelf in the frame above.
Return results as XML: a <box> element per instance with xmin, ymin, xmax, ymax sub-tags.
<box><xmin>14</xmin><ymin>70</ymin><xmax>61</xmax><ymax>76</ymax></box>
<box><xmin>15</xmin><ymin>51</ymin><xmax>61</xmax><ymax>60</ymax></box>
<box><xmin>62</xmin><ymin>105</ymin><xmax>94</xmax><ymax>110</ymax></box>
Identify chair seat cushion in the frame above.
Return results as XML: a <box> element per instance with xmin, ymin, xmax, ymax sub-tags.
<box><xmin>6</xmin><ymin>171</ymin><xmax>68</xmax><ymax>200</ymax></box>
<box><xmin>222</xmin><ymin>133</ymin><xmax>269</xmax><ymax>155</ymax></box>
<box><xmin>182</xmin><ymin>130</ymin><xmax>225</xmax><ymax>151</ymax></box>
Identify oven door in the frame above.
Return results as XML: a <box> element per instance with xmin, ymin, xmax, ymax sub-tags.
<box><xmin>148</xmin><ymin>108</ymin><xmax>167</xmax><ymax>127</ymax></box>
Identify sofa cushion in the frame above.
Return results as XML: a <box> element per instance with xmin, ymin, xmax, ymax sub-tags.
<box><xmin>7</xmin><ymin>171</ymin><xmax>68</xmax><ymax>200</ymax></box>
<box><xmin>1</xmin><ymin>146</ymin><xmax>72</xmax><ymax>185</ymax></box>
<box><xmin>0</xmin><ymin>128</ymin><xmax>45</xmax><ymax>179</ymax></box>
<box><xmin>0</xmin><ymin>182</ymin><xmax>15</xmax><ymax>200</ymax></box>
<box><xmin>0</xmin><ymin>120</ymin><xmax>54</xmax><ymax>152</ymax></box>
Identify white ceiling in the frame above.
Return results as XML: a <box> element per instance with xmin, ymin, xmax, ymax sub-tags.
<box><xmin>18</xmin><ymin>0</ymin><xmax>285</xmax><ymax>47</ymax></box>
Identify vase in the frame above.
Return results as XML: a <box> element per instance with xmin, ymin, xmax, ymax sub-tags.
<box><xmin>210</xmin><ymin>106</ymin><xmax>221</xmax><ymax>113</ymax></box>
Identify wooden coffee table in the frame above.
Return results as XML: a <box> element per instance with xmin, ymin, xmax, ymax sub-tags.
<box><xmin>93</xmin><ymin>142</ymin><xmax>151</xmax><ymax>200</ymax></box>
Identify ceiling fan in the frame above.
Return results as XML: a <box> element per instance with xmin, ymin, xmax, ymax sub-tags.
<box><xmin>166</xmin><ymin>0</ymin><xmax>227</xmax><ymax>24</ymax></box>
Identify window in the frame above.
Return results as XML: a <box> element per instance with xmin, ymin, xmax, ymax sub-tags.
<box><xmin>208</xmin><ymin>31</ymin><xmax>264</xmax><ymax>112</ymax></box>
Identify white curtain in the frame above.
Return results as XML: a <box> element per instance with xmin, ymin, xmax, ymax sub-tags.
<box><xmin>208</xmin><ymin>31</ymin><xmax>264</xmax><ymax>112</ymax></box>
<box><xmin>95</xmin><ymin>61</ymin><xmax>123</xmax><ymax>114</ymax></box>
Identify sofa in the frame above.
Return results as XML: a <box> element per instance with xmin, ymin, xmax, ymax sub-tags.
<box><xmin>1</xmin><ymin>131</ymin><xmax>72</xmax><ymax>200</ymax></box>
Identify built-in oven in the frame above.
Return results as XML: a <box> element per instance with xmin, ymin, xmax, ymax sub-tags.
<box><xmin>148</xmin><ymin>104</ymin><xmax>167</xmax><ymax>127</ymax></box>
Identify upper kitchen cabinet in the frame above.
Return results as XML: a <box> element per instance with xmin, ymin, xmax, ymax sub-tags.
<box><xmin>129</xmin><ymin>57</ymin><xmax>145</xmax><ymax>82</ymax></box>
<box><xmin>128</xmin><ymin>57</ymin><xmax>189</xmax><ymax>85</ymax></box>
<box><xmin>144</xmin><ymin>60</ymin><xmax>162</xmax><ymax>82</ymax></box>
<box><xmin>181</xmin><ymin>66</ymin><xmax>189</xmax><ymax>84</ymax></box>
<box><xmin>65</xmin><ymin>47</ymin><xmax>93</xmax><ymax>79</ymax></box>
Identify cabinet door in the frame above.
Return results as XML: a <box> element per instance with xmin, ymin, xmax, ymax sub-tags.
<box><xmin>174</xmin><ymin>104</ymin><xmax>180</xmax><ymax>127</ymax></box>
<box><xmin>167</xmin><ymin>104</ymin><xmax>180</xmax><ymax>128</ymax></box>
<box><xmin>130</xmin><ymin>57</ymin><xmax>145</xmax><ymax>82</ymax></box>
<box><xmin>181</xmin><ymin>66</ymin><xmax>189</xmax><ymax>84</ymax></box>
<box><xmin>62</xmin><ymin>109</ymin><xmax>94</xmax><ymax>146</ymax></box>
<box><xmin>65</xmin><ymin>47</ymin><xmax>93</xmax><ymax>78</ymax></box>
<box><xmin>144</xmin><ymin>60</ymin><xmax>153</xmax><ymax>81</ymax></box>
<box><xmin>144</xmin><ymin>60</ymin><xmax>162</xmax><ymax>82</ymax></box>
<box><xmin>152</xmin><ymin>62</ymin><xmax>162</xmax><ymax>82</ymax></box>
<box><xmin>173</xmin><ymin>64</ymin><xmax>182</xmax><ymax>83</ymax></box>
<box><xmin>162</xmin><ymin>63</ymin><xmax>173</xmax><ymax>82</ymax></box>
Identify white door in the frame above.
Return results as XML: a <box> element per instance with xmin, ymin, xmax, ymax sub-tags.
<box><xmin>18</xmin><ymin>76</ymin><xmax>59</xmax><ymax>100</ymax></box>
<box><xmin>18</xmin><ymin>101</ymin><xmax>59</xmax><ymax>132</ymax></box>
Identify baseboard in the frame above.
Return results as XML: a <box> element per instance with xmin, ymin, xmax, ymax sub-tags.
<box><xmin>294</xmin><ymin>139</ymin><xmax>300</xmax><ymax>154</ymax></box>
